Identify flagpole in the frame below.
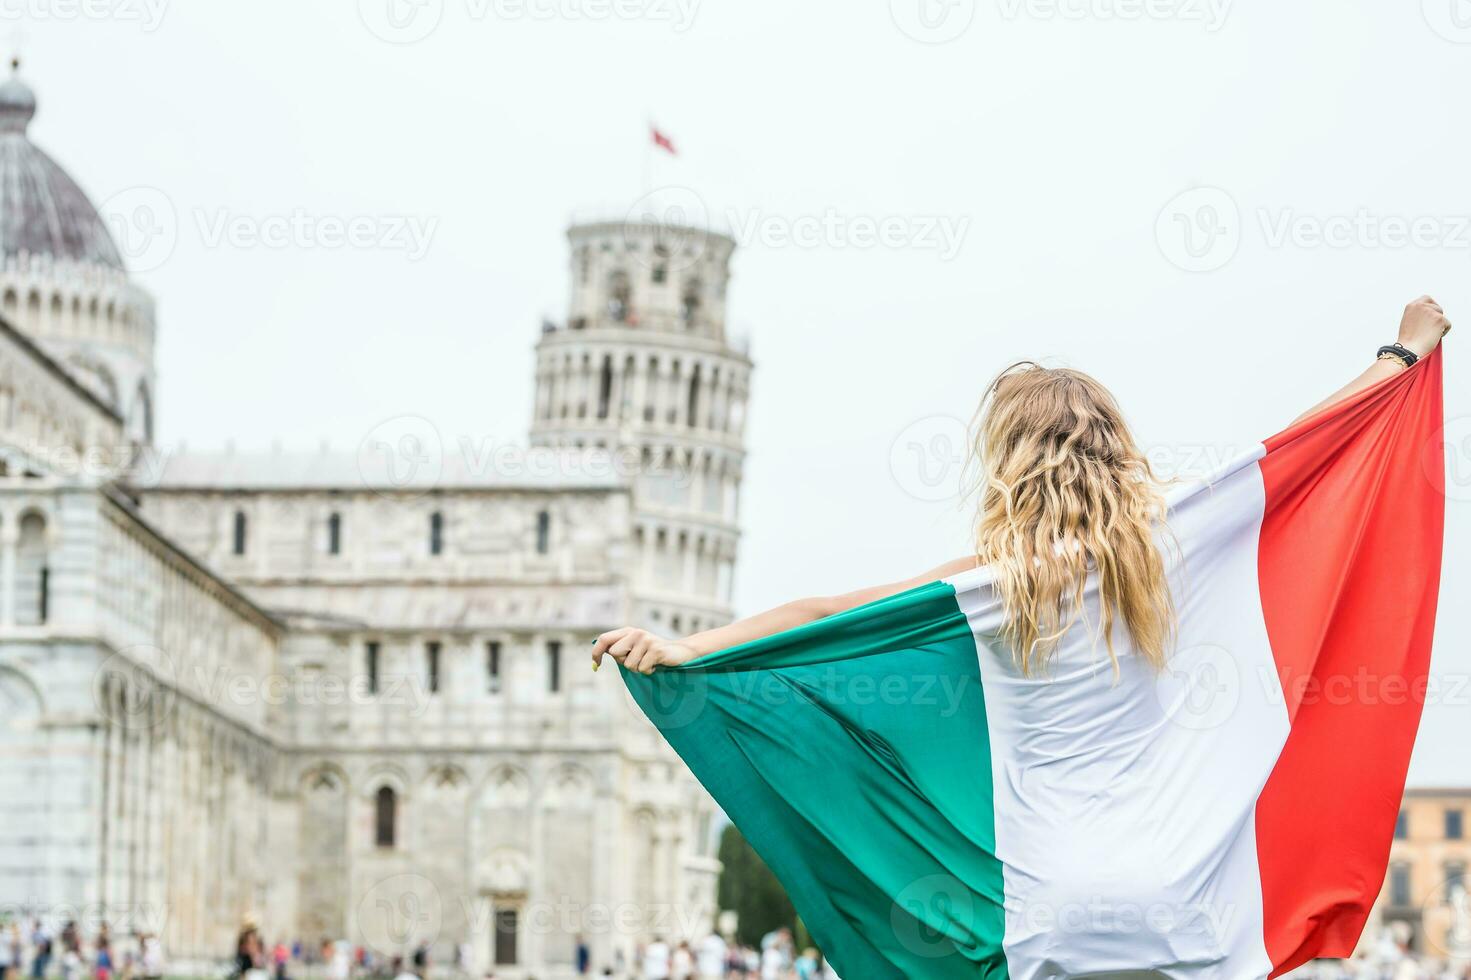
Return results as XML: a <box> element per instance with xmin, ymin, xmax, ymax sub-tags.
<box><xmin>642</xmin><ymin>115</ymin><xmax>652</xmax><ymax>199</ymax></box>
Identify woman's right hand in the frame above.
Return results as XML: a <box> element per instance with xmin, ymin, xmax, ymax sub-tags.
<box><xmin>1399</xmin><ymin>295</ymin><xmax>1451</xmax><ymax>357</ymax></box>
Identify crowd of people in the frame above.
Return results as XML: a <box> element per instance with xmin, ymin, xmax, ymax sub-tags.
<box><xmin>0</xmin><ymin>920</ymin><xmax>163</xmax><ymax>980</ymax></box>
<box><xmin>1</xmin><ymin>915</ymin><xmax>1466</xmax><ymax>980</ymax></box>
<box><xmin>619</xmin><ymin>927</ymin><xmax>836</xmax><ymax>979</ymax></box>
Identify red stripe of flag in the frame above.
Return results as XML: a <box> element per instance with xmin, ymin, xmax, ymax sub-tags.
<box><xmin>1255</xmin><ymin>349</ymin><xmax>1445</xmax><ymax>974</ymax></box>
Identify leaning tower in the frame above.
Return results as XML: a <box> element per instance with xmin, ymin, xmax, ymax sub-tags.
<box><xmin>530</xmin><ymin>217</ymin><xmax>751</xmax><ymax>634</ymax></box>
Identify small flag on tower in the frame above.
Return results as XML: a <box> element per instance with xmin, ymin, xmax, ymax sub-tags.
<box><xmin>651</xmin><ymin>125</ymin><xmax>677</xmax><ymax>155</ymax></box>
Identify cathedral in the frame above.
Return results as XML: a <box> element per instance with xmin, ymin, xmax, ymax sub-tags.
<box><xmin>0</xmin><ymin>64</ymin><xmax>751</xmax><ymax>978</ymax></box>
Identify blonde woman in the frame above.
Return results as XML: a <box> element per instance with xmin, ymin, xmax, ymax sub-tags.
<box><xmin>593</xmin><ymin>295</ymin><xmax>1449</xmax><ymax>678</ymax></box>
<box><xmin>594</xmin><ymin>297</ymin><xmax>1450</xmax><ymax>980</ymax></box>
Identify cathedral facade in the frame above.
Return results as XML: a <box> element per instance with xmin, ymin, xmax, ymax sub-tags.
<box><xmin>0</xmin><ymin>67</ymin><xmax>748</xmax><ymax>978</ymax></box>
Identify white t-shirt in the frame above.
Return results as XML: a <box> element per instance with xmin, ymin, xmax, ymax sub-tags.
<box><xmin>695</xmin><ymin>934</ymin><xmax>726</xmax><ymax>977</ymax></box>
<box><xmin>642</xmin><ymin>941</ymin><xmax>671</xmax><ymax>980</ymax></box>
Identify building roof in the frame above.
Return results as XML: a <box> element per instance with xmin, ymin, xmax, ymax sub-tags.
<box><xmin>0</xmin><ymin>63</ymin><xmax>125</xmax><ymax>272</ymax></box>
<box><xmin>135</xmin><ymin>446</ymin><xmax>628</xmax><ymax>492</ymax></box>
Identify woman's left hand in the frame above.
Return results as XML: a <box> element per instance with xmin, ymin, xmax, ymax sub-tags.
<box><xmin>591</xmin><ymin>627</ymin><xmax>699</xmax><ymax>674</ymax></box>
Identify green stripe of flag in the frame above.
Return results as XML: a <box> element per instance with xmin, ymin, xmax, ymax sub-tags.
<box><xmin>623</xmin><ymin>581</ymin><xmax>1010</xmax><ymax>978</ymax></box>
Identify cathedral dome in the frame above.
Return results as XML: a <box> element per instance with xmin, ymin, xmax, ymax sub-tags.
<box><xmin>0</xmin><ymin>62</ymin><xmax>124</xmax><ymax>272</ymax></box>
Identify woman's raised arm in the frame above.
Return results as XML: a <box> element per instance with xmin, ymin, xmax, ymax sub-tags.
<box><xmin>592</xmin><ymin>555</ymin><xmax>978</xmax><ymax>674</ymax></box>
<box><xmin>1291</xmin><ymin>295</ymin><xmax>1449</xmax><ymax>425</ymax></box>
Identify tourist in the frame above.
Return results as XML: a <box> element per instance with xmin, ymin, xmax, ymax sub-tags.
<box><xmin>573</xmin><ymin>935</ymin><xmax>589</xmax><ymax>977</ymax></box>
<box><xmin>59</xmin><ymin>923</ymin><xmax>81</xmax><ymax>980</ymax></box>
<box><xmin>139</xmin><ymin>933</ymin><xmax>162</xmax><ymax>980</ymax></box>
<box><xmin>93</xmin><ymin>935</ymin><xmax>111</xmax><ymax>980</ymax></box>
<box><xmin>694</xmin><ymin>932</ymin><xmax>724</xmax><ymax>979</ymax></box>
<box><xmin>326</xmin><ymin>941</ymin><xmax>350</xmax><ymax>980</ymax></box>
<box><xmin>0</xmin><ymin>920</ymin><xmax>16</xmax><ymax>980</ymax></box>
<box><xmin>640</xmin><ymin>937</ymin><xmax>670</xmax><ymax>980</ymax></box>
<box><xmin>670</xmin><ymin>941</ymin><xmax>693</xmax><ymax>980</ymax></box>
<box><xmin>29</xmin><ymin>920</ymin><xmax>51</xmax><ymax>980</ymax></box>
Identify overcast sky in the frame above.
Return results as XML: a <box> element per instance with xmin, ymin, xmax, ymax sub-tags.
<box><xmin>21</xmin><ymin>0</ymin><xmax>1470</xmax><ymax>783</ymax></box>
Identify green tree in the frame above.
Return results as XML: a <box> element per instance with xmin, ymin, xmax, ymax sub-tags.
<box><xmin>716</xmin><ymin>824</ymin><xmax>797</xmax><ymax>947</ymax></box>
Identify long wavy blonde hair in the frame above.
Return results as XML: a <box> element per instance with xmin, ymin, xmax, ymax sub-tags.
<box><xmin>970</xmin><ymin>362</ymin><xmax>1175</xmax><ymax>677</ymax></box>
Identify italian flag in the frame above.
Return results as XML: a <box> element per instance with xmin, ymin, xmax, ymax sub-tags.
<box><xmin>623</xmin><ymin>351</ymin><xmax>1446</xmax><ymax>979</ymax></box>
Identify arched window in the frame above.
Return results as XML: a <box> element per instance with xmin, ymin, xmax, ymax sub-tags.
<box><xmin>681</xmin><ymin>278</ymin><xmax>702</xmax><ymax>326</ymax></box>
<box><xmin>596</xmin><ymin>356</ymin><xmax>613</xmax><ymax>420</ymax></box>
<box><xmin>429</xmin><ymin>511</ymin><xmax>444</xmax><ymax>556</ymax></box>
<box><xmin>607</xmin><ymin>269</ymin><xmax>631</xmax><ymax>323</ymax></box>
<box><xmin>232</xmin><ymin>511</ymin><xmax>248</xmax><ymax>555</ymax></box>
<box><xmin>375</xmin><ymin>786</ymin><xmax>397</xmax><ymax>848</ymax></box>
<box><xmin>327</xmin><ymin>512</ymin><xmax>342</xmax><ymax>555</ymax></box>
<box><xmin>687</xmin><ymin>364</ymin><xmax>702</xmax><ymax>429</ymax></box>
<box><xmin>535</xmin><ymin>510</ymin><xmax>550</xmax><ymax>555</ymax></box>
<box><xmin>16</xmin><ymin>512</ymin><xmax>48</xmax><ymax>626</ymax></box>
